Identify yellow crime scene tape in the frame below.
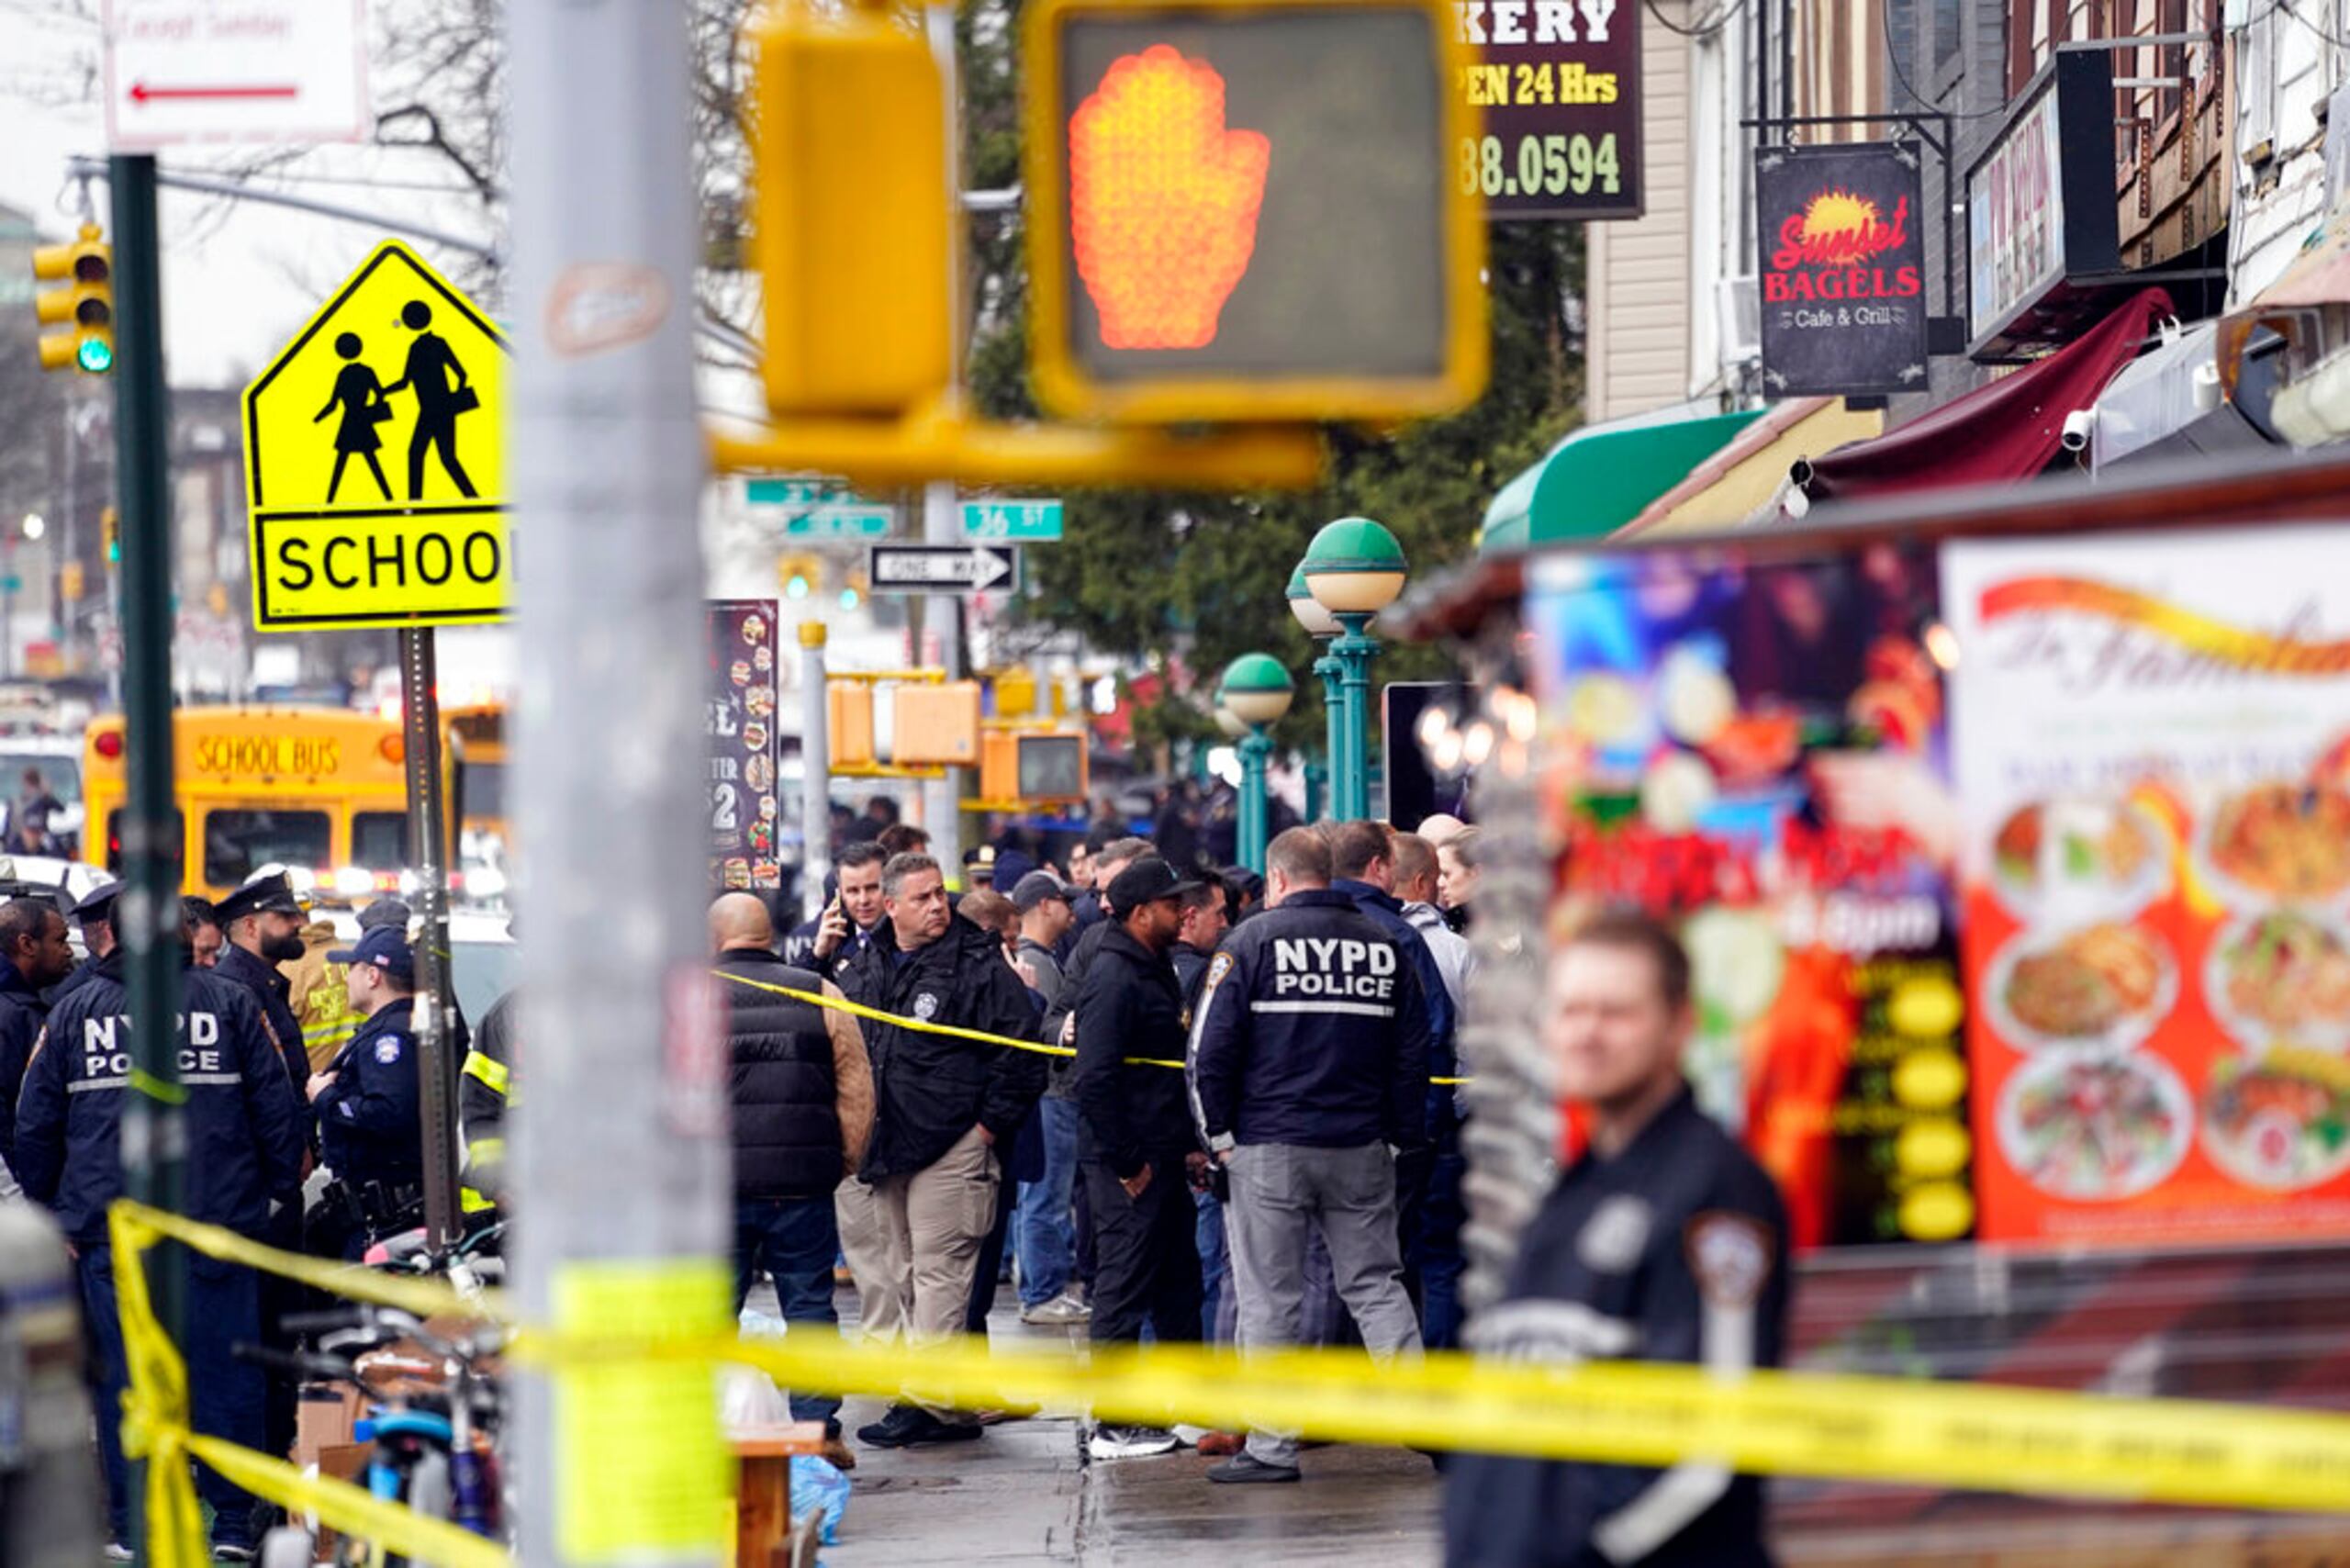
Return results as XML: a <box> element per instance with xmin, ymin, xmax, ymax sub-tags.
<box><xmin>105</xmin><ymin>1197</ymin><xmax>2350</xmax><ymax>1568</ymax></box>
<box><xmin>711</xmin><ymin>965</ymin><xmax>1475</xmax><ymax>1081</ymax></box>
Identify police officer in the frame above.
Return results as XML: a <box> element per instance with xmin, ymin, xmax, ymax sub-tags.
<box><xmin>50</xmin><ymin>880</ymin><xmax>118</xmax><ymax>1005</ymax></box>
<box><xmin>0</xmin><ymin>896</ymin><xmax>73</xmax><ymax>1184</ymax></box>
<box><xmin>1186</xmin><ymin>826</ymin><xmax>1431</xmax><ymax>1484</ymax></box>
<box><xmin>306</xmin><ymin>925</ymin><xmax>425</xmax><ymax>1260</ymax></box>
<box><xmin>213</xmin><ymin>870</ymin><xmax>313</xmax><ymax>1094</ymax></box>
<box><xmin>459</xmin><ymin>983</ymin><xmax>516</xmax><ymax>1214</ymax></box>
<box><xmin>1445</xmin><ymin>913</ymin><xmax>1790</xmax><ymax>1568</ymax></box>
<box><xmin>13</xmin><ymin>900</ymin><xmax>305</xmax><ymax>1559</ymax></box>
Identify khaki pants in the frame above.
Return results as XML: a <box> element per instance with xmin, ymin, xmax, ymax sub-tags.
<box><xmin>833</xmin><ymin>1126</ymin><xmax>999</xmax><ymax>1420</ymax></box>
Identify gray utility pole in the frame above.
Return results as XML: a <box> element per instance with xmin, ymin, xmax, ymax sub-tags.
<box><xmin>921</xmin><ymin>479</ymin><xmax>965</xmax><ymax>879</ymax></box>
<box><xmin>800</xmin><ymin>622</ymin><xmax>831</xmax><ymax>923</ymax></box>
<box><xmin>509</xmin><ymin>1</ymin><xmax>728</xmax><ymax>1566</ymax></box>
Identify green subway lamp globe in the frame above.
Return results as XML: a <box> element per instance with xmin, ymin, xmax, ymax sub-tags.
<box><xmin>1302</xmin><ymin>516</ymin><xmax>1407</xmax><ymax>616</ymax></box>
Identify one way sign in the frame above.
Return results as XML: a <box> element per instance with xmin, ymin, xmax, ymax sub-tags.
<box><xmin>867</xmin><ymin>543</ymin><xmax>1021</xmax><ymax>596</ymax></box>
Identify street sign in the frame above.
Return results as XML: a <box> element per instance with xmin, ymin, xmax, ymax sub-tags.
<box><xmin>783</xmin><ymin>506</ymin><xmax>893</xmax><ymax>539</ymax></box>
<box><xmin>960</xmin><ymin>498</ymin><xmax>1064</xmax><ymax>542</ymax></box>
<box><xmin>867</xmin><ymin>543</ymin><xmax>1020</xmax><ymax>596</ymax></box>
<box><xmin>745</xmin><ymin>476</ymin><xmax>846</xmax><ymax>506</ymax></box>
<box><xmin>102</xmin><ymin>0</ymin><xmax>370</xmax><ymax>152</ymax></box>
<box><xmin>241</xmin><ymin>240</ymin><xmax>510</xmax><ymax>632</ymax></box>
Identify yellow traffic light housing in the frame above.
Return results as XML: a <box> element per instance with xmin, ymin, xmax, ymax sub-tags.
<box><xmin>777</xmin><ymin>552</ymin><xmax>822</xmax><ymax>600</ymax></box>
<box><xmin>1022</xmin><ymin>0</ymin><xmax>1485</xmax><ymax>423</ymax></box>
<box><xmin>751</xmin><ymin>0</ymin><xmax>951</xmax><ymax>415</ymax></box>
<box><xmin>32</xmin><ymin>224</ymin><xmax>115</xmax><ymax>375</ymax></box>
<box><xmin>102</xmin><ymin>506</ymin><xmax>120</xmax><ymax>565</ymax></box>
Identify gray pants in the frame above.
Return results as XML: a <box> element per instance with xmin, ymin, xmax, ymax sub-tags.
<box><xmin>1224</xmin><ymin>1140</ymin><xmax>1423</xmax><ymax>1467</ymax></box>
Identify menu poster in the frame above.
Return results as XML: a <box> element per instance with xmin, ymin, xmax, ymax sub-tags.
<box><xmin>1528</xmin><ymin>546</ymin><xmax>1973</xmax><ymax>1250</ymax></box>
<box><xmin>707</xmin><ymin>599</ymin><xmax>781</xmax><ymax>891</ymax></box>
<box><xmin>1945</xmin><ymin>528</ymin><xmax>2350</xmax><ymax>1247</ymax></box>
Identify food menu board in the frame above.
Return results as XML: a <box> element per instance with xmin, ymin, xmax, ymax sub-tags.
<box><xmin>1527</xmin><ymin>546</ymin><xmax>1974</xmax><ymax>1250</ymax></box>
<box><xmin>708</xmin><ymin>599</ymin><xmax>781</xmax><ymax>891</ymax></box>
<box><xmin>1945</xmin><ymin>529</ymin><xmax>2350</xmax><ymax>1246</ymax></box>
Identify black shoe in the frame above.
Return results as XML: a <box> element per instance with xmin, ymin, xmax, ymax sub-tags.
<box><xmin>857</xmin><ymin>1405</ymin><xmax>930</xmax><ymax>1448</ymax></box>
<box><xmin>901</xmin><ymin>1410</ymin><xmax>984</xmax><ymax>1447</ymax></box>
<box><xmin>1207</xmin><ymin>1452</ymin><xmax>1301</xmax><ymax>1484</ymax></box>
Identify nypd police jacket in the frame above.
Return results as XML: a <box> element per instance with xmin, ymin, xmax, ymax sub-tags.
<box><xmin>14</xmin><ymin>948</ymin><xmax>305</xmax><ymax>1246</ymax></box>
<box><xmin>1184</xmin><ymin>888</ymin><xmax>1431</xmax><ymax>1153</ymax></box>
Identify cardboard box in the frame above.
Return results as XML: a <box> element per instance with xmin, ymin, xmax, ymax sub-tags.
<box><xmin>293</xmin><ymin>1384</ymin><xmax>360</xmax><ymax>1473</ymax></box>
<box><xmin>312</xmin><ymin>1440</ymin><xmax>374</xmax><ymax>1559</ymax></box>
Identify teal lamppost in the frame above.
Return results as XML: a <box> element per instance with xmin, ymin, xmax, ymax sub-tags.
<box><xmin>1288</xmin><ymin>563</ymin><xmax>1340</xmax><ymax>822</ymax></box>
<box><xmin>1300</xmin><ymin>518</ymin><xmax>1407</xmax><ymax>823</ymax></box>
<box><xmin>1218</xmin><ymin>653</ymin><xmax>1295</xmax><ymax>874</ymax></box>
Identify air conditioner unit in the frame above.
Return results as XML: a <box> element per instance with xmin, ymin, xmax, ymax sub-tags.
<box><xmin>1718</xmin><ymin>275</ymin><xmax>1761</xmax><ymax>364</ymax></box>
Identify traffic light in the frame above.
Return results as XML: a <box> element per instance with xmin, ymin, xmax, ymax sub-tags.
<box><xmin>777</xmin><ymin>552</ymin><xmax>821</xmax><ymax>600</ymax></box>
<box><xmin>981</xmin><ymin>729</ymin><xmax>1090</xmax><ymax>803</ymax></box>
<box><xmin>751</xmin><ymin>0</ymin><xmax>950</xmax><ymax>415</ymax></box>
<box><xmin>102</xmin><ymin>507</ymin><xmax>119</xmax><ymax>565</ymax></box>
<box><xmin>32</xmin><ymin>224</ymin><xmax>114</xmax><ymax>375</ymax></box>
<box><xmin>1023</xmin><ymin>0</ymin><xmax>1484</xmax><ymax>423</ymax></box>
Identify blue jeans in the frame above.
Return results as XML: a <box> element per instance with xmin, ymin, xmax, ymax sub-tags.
<box><xmin>731</xmin><ymin>1195</ymin><xmax>844</xmax><ymax>1433</ymax></box>
<box><xmin>1192</xmin><ymin>1188</ymin><xmax>1237</xmax><ymax>1345</ymax></box>
<box><xmin>1416</xmin><ymin>1142</ymin><xmax>1469</xmax><ymax>1352</ymax></box>
<box><xmin>78</xmin><ymin>1242</ymin><xmax>266</xmax><ymax>1546</ymax></box>
<box><xmin>1014</xmin><ymin>1098</ymin><xmax>1080</xmax><ymax>1308</ymax></box>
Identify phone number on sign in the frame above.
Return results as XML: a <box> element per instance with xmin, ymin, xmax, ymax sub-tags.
<box><xmin>1458</xmin><ymin>132</ymin><xmax>1621</xmax><ymax>199</ymax></box>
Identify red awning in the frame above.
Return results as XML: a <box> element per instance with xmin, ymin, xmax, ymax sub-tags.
<box><xmin>1796</xmin><ymin>287</ymin><xmax>2174</xmax><ymax>505</ymax></box>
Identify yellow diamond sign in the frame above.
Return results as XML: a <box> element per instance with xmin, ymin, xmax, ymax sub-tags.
<box><xmin>242</xmin><ymin>240</ymin><xmax>510</xmax><ymax>631</ymax></box>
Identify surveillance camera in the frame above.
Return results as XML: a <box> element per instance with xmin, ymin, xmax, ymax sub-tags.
<box><xmin>2060</xmin><ymin>409</ymin><xmax>2094</xmax><ymax>453</ymax></box>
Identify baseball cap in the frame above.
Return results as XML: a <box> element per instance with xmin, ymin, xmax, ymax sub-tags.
<box><xmin>1104</xmin><ymin>857</ymin><xmax>1201</xmax><ymax>917</ymax></box>
<box><xmin>356</xmin><ymin>897</ymin><xmax>414</xmax><ymax>933</ymax></box>
<box><xmin>327</xmin><ymin>924</ymin><xmax>415</xmax><ymax>983</ymax></box>
<box><xmin>1010</xmin><ymin>869</ymin><xmax>1077</xmax><ymax>913</ymax></box>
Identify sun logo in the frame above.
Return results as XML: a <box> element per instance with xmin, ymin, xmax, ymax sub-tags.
<box><xmin>1771</xmin><ymin>188</ymin><xmax>1908</xmax><ymax>271</ymax></box>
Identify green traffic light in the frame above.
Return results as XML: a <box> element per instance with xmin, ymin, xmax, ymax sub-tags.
<box><xmin>77</xmin><ymin>339</ymin><xmax>113</xmax><ymax>374</ymax></box>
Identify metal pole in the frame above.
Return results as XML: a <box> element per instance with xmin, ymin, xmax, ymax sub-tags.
<box><xmin>60</xmin><ymin>397</ymin><xmax>77</xmax><ymax>674</ymax></box>
<box><xmin>922</xmin><ymin>481</ymin><xmax>966</xmax><ymax>879</ymax></box>
<box><xmin>1313</xmin><ymin>644</ymin><xmax>1342</xmax><ymax>823</ymax></box>
<box><xmin>1332</xmin><ymin>613</ymin><xmax>1378</xmax><ymax>823</ymax></box>
<box><xmin>509</xmin><ymin>0</ymin><xmax>729</xmax><ymax>1562</ymax></box>
<box><xmin>800</xmin><ymin>622</ymin><xmax>831</xmax><ymax>923</ymax></box>
<box><xmin>107</xmin><ymin>151</ymin><xmax>183</xmax><ymax>1559</ymax></box>
<box><xmin>398</xmin><ymin>628</ymin><xmax>461</xmax><ymax>1250</ymax></box>
<box><xmin>1238</xmin><ymin>728</ymin><xmax>1272</xmax><ymax>874</ymax></box>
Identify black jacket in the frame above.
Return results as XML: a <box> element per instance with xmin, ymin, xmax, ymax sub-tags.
<box><xmin>1445</xmin><ymin>1089</ymin><xmax>1789</xmax><ymax>1568</ymax></box>
<box><xmin>834</xmin><ymin>913</ymin><xmax>1045</xmax><ymax>1181</ymax></box>
<box><xmin>716</xmin><ymin>947</ymin><xmax>845</xmax><ymax>1199</ymax></box>
<box><xmin>14</xmin><ymin>948</ymin><xmax>304</xmax><ymax>1245</ymax></box>
<box><xmin>214</xmin><ymin>939</ymin><xmax>310</xmax><ymax>1099</ymax></box>
<box><xmin>316</xmin><ymin>997</ymin><xmax>423</xmax><ymax>1191</ymax></box>
<box><xmin>1334</xmin><ymin>878</ymin><xmax>1460</xmax><ymax>1137</ymax></box>
<box><xmin>1185</xmin><ymin>888</ymin><xmax>1430</xmax><ymax>1152</ymax></box>
<box><xmin>0</xmin><ymin>954</ymin><xmax>46</xmax><ymax>1173</ymax></box>
<box><xmin>1072</xmin><ymin>926</ymin><xmax>1194</xmax><ymax>1179</ymax></box>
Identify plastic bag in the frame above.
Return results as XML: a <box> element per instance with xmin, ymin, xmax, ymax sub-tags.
<box><xmin>789</xmin><ymin>1454</ymin><xmax>852</xmax><ymax>1546</ymax></box>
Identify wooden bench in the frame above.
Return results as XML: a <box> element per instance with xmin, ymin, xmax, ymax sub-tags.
<box><xmin>733</xmin><ymin>1421</ymin><xmax>829</xmax><ymax>1568</ymax></box>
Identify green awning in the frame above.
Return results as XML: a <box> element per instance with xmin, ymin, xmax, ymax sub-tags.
<box><xmin>1479</xmin><ymin>406</ymin><xmax>1766</xmax><ymax>554</ymax></box>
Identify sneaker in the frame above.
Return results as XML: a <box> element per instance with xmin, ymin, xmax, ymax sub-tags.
<box><xmin>1090</xmin><ymin>1423</ymin><xmax>1181</xmax><ymax>1460</ymax></box>
<box><xmin>104</xmin><ymin>1545</ymin><xmax>134</xmax><ymax>1563</ymax></box>
<box><xmin>900</xmin><ymin>1410</ymin><xmax>984</xmax><ymax>1447</ymax></box>
<box><xmin>1020</xmin><ymin>1293</ymin><xmax>1092</xmax><ymax>1327</ymax></box>
<box><xmin>212</xmin><ymin>1543</ymin><xmax>257</xmax><ymax>1562</ymax></box>
<box><xmin>1195</xmin><ymin>1430</ymin><xmax>1245</xmax><ymax>1457</ymax></box>
<box><xmin>1207</xmin><ymin>1452</ymin><xmax>1301</xmax><ymax>1484</ymax></box>
<box><xmin>857</xmin><ymin>1404</ymin><xmax>930</xmax><ymax>1448</ymax></box>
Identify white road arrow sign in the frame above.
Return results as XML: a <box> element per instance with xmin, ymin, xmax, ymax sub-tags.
<box><xmin>103</xmin><ymin>0</ymin><xmax>370</xmax><ymax>151</ymax></box>
<box><xmin>867</xmin><ymin>543</ymin><xmax>1020</xmax><ymax>596</ymax></box>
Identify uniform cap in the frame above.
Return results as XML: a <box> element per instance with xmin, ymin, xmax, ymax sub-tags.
<box><xmin>73</xmin><ymin>879</ymin><xmax>121</xmax><ymax>923</ymax></box>
<box><xmin>1104</xmin><ymin>856</ymin><xmax>1201</xmax><ymax>917</ymax></box>
<box><xmin>327</xmin><ymin>924</ymin><xmax>414</xmax><ymax>982</ymax></box>
<box><xmin>216</xmin><ymin>870</ymin><xmax>303</xmax><ymax>925</ymax></box>
<box><xmin>356</xmin><ymin>897</ymin><xmax>413</xmax><ymax>933</ymax></box>
<box><xmin>1011</xmin><ymin>870</ymin><xmax>1078</xmax><ymax>913</ymax></box>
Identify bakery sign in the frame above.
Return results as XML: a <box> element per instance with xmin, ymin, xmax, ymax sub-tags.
<box><xmin>1755</xmin><ymin>141</ymin><xmax>1928</xmax><ymax>398</ymax></box>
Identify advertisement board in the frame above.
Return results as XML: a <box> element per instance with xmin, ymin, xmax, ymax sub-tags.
<box><xmin>708</xmin><ymin>599</ymin><xmax>782</xmax><ymax>892</ymax></box>
<box><xmin>1453</xmin><ymin>0</ymin><xmax>1641</xmax><ymax>218</ymax></box>
<box><xmin>1755</xmin><ymin>142</ymin><xmax>1928</xmax><ymax>398</ymax></box>
<box><xmin>1945</xmin><ymin>528</ymin><xmax>2350</xmax><ymax>1247</ymax></box>
<box><xmin>1528</xmin><ymin>546</ymin><xmax>1972</xmax><ymax>1250</ymax></box>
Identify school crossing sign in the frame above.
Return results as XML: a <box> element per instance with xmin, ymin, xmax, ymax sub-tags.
<box><xmin>241</xmin><ymin>240</ymin><xmax>509</xmax><ymax>631</ymax></box>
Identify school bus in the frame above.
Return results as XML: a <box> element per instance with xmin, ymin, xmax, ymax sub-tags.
<box><xmin>444</xmin><ymin>701</ymin><xmax>509</xmax><ymax>849</ymax></box>
<box><xmin>83</xmin><ymin>706</ymin><xmax>453</xmax><ymax>902</ymax></box>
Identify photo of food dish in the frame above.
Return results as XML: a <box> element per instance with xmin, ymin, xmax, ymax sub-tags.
<box><xmin>722</xmin><ymin>857</ymin><xmax>752</xmax><ymax>890</ymax></box>
<box><xmin>744</xmin><ymin>754</ymin><xmax>774</xmax><ymax>792</ymax></box>
<box><xmin>1998</xmin><ymin>1050</ymin><xmax>2190</xmax><ymax>1201</ymax></box>
<box><xmin>1988</xmin><ymin>798</ymin><xmax>2167</xmax><ymax>922</ymax></box>
<box><xmin>745</xmin><ymin>686</ymin><xmax>776</xmax><ymax>719</ymax></box>
<box><xmin>742</xmin><ymin>613</ymin><xmax>766</xmax><ymax>644</ymax></box>
<box><xmin>729</xmin><ymin>659</ymin><xmax>751</xmax><ymax>688</ymax></box>
<box><xmin>754</xmin><ymin>644</ymin><xmax>774</xmax><ymax>672</ymax></box>
<box><xmin>2203</xmin><ymin>782</ymin><xmax>2350</xmax><ymax>903</ymax></box>
<box><xmin>1986</xmin><ymin>923</ymin><xmax>2174</xmax><ymax>1050</ymax></box>
<box><xmin>2203</xmin><ymin>1047</ymin><xmax>2350</xmax><ymax>1191</ymax></box>
<box><xmin>2207</xmin><ymin>909</ymin><xmax>2350</xmax><ymax>1050</ymax></box>
<box><xmin>743</xmin><ymin>721</ymin><xmax>768</xmax><ymax>753</ymax></box>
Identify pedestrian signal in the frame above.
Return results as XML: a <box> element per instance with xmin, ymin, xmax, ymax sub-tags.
<box><xmin>32</xmin><ymin>225</ymin><xmax>114</xmax><ymax>375</ymax></box>
<box><xmin>980</xmin><ymin>730</ymin><xmax>1089</xmax><ymax>803</ymax></box>
<box><xmin>1023</xmin><ymin>0</ymin><xmax>1485</xmax><ymax>423</ymax></box>
<box><xmin>102</xmin><ymin>507</ymin><xmax>119</xmax><ymax>566</ymax></box>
